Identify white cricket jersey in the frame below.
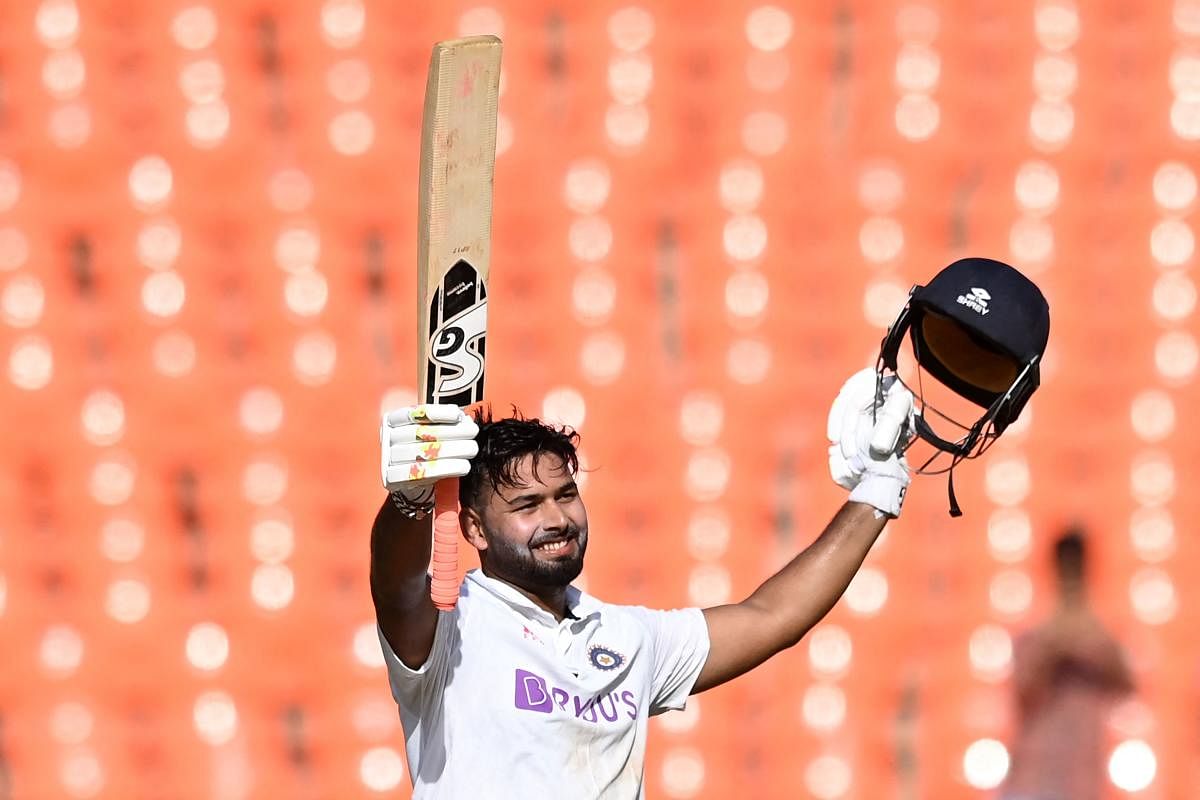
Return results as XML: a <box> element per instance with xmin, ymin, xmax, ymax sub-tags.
<box><xmin>378</xmin><ymin>569</ymin><xmax>711</xmax><ymax>798</ymax></box>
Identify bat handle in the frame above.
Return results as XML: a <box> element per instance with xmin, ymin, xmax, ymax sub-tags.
<box><xmin>430</xmin><ymin>479</ymin><xmax>461</xmax><ymax>610</ymax></box>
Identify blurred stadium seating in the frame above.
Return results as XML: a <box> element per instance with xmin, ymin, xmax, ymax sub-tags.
<box><xmin>1</xmin><ymin>0</ymin><xmax>1198</xmax><ymax>797</ymax></box>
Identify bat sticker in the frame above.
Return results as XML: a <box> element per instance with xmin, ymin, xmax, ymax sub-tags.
<box><xmin>426</xmin><ymin>259</ymin><xmax>488</xmax><ymax>404</ymax></box>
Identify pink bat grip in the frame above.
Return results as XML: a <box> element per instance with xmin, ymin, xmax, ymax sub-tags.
<box><xmin>430</xmin><ymin>479</ymin><xmax>460</xmax><ymax>610</ymax></box>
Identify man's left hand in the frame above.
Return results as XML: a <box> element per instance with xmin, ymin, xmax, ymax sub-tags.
<box><xmin>826</xmin><ymin>367</ymin><xmax>915</xmax><ymax>517</ymax></box>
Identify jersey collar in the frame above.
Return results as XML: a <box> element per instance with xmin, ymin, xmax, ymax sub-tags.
<box><xmin>464</xmin><ymin>569</ymin><xmax>602</xmax><ymax>627</ymax></box>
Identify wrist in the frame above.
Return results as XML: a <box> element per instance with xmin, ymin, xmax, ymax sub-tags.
<box><xmin>390</xmin><ymin>485</ymin><xmax>435</xmax><ymax>520</ymax></box>
<box><xmin>849</xmin><ymin>471</ymin><xmax>908</xmax><ymax>518</ymax></box>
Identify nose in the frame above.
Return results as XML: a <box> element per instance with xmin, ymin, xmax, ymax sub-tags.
<box><xmin>539</xmin><ymin>498</ymin><xmax>570</xmax><ymax>532</ymax></box>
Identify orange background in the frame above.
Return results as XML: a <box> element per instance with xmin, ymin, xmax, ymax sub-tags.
<box><xmin>1</xmin><ymin>1</ymin><xmax>1197</xmax><ymax>797</ymax></box>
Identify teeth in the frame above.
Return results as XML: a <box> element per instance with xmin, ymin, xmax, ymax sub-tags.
<box><xmin>537</xmin><ymin>540</ymin><xmax>568</xmax><ymax>553</ymax></box>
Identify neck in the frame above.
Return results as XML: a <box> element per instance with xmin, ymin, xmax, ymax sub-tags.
<box><xmin>481</xmin><ymin>566</ymin><xmax>571</xmax><ymax>621</ymax></box>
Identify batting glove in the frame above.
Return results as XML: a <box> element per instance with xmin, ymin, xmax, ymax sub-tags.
<box><xmin>826</xmin><ymin>368</ymin><xmax>915</xmax><ymax>518</ymax></box>
<box><xmin>380</xmin><ymin>405</ymin><xmax>479</xmax><ymax>518</ymax></box>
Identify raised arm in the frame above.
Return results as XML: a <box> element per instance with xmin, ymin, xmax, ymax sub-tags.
<box><xmin>693</xmin><ymin>369</ymin><xmax>913</xmax><ymax>694</ymax></box>
<box><xmin>372</xmin><ymin>405</ymin><xmax>479</xmax><ymax>669</ymax></box>
<box><xmin>370</xmin><ymin>497</ymin><xmax>439</xmax><ymax>669</ymax></box>
<box><xmin>694</xmin><ymin>502</ymin><xmax>887</xmax><ymax>692</ymax></box>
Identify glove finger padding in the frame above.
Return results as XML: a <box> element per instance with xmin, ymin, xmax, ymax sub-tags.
<box><xmin>829</xmin><ymin>368</ymin><xmax>892</xmax><ymax>479</ymax></box>
<box><xmin>828</xmin><ymin>371</ymin><xmax>873</xmax><ymax>484</ymax></box>
<box><xmin>385</xmin><ymin>418</ymin><xmax>480</xmax><ymax>444</ymax></box>
<box><xmin>384</xmin><ymin>458</ymin><xmax>473</xmax><ymax>490</ymax></box>
<box><xmin>387</xmin><ymin>439</ymin><xmax>479</xmax><ymax>465</ymax></box>
<box><xmin>828</xmin><ymin>444</ymin><xmax>859</xmax><ymax>492</ymax></box>
<box><xmin>826</xmin><ymin>368</ymin><xmax>878</xmax><ymax>443</ymax></box>
<box><xmin>827</xmin><ymin>368</ymin><xmax>915</xmax><ymax>516</ymax></box>
<box><xmin>869</xmin><ymin>383</ymin><xmax>915</xmax><ymax>459</ymax></box>
<box><xmin>384</xmin><ymin>404</ymin><xmax>464</xmax><ymax>426</ymax></box>
<box><xmin>380</xmin><ymin>405</ymin><xmax>480</xmax><ymax>494</ymax></box>
<box><xmin>835</xmin><ymin>372</ymin><xmax>902</xmax><ymax>447</ymax></box>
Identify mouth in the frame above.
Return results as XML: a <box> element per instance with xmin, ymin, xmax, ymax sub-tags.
<box><xmin>531</xmin><ymin>534</ymin><xmax>578</xmax><ymax>557</ymax></box>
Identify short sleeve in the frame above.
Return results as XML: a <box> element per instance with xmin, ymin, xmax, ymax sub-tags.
<box><xmin>628</xmin><ymin>607</ymin><xmax>711</xmax><ymax>716</ymax></box>
<box><xmin>377</xmin><ymin>608</ymin><xmax>459</xmax><ymax>710</ymax></box>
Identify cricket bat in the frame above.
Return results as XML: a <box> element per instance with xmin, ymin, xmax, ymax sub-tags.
<box><xmin>417</xmin><ymin>36</ymin><xmax>502</xmax><ymax>610</ymax></box>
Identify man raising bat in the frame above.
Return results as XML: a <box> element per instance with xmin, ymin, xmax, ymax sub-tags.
<box><xmin>371</xmin><ymin>374</ymin><xmax>912</xmax><ymax>797</ymax></box>
<box><xmin>372</xmin><ymin>249</ymin><xmax>1050</xmax><ymax>796</ymax></box>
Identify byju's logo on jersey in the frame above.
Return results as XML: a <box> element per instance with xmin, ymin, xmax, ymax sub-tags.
<box><xmin>956</xmin><ymin>287</ymin><xmax>991</xmax><ymax>316</ymax></box>
<box><xmin>588</xmin><ymin>645</ymin><xmax>625</xmax><ymax>672</ymax></box>
<box><xmin>514</xmin><ymin>669</ymin><xmax>638</xmax><ymax>724</ymax></box>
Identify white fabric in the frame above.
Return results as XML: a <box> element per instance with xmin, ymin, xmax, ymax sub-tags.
<box><xmin>849</xmin><ymin>467</ymin><xmax>910</xmax><ymax>517</ymax></box>
<box><xmin>826</xmin><ymin>368</ymin><xmax>914</xmax><ymax>517</ymax></box>
<box><xmin>378</xmin><ymin>569</ymin><xmax>711</xmax><ymax>798</ymax></box>
<box><xmin>869</xmin><ymin>385</ymin><xmax>914</xmax><ymax>458</ymax></box>
<box><xmin>826</xmin><ymin>368</ymin><xmax>913</xmax><ymax>487</ymax></box>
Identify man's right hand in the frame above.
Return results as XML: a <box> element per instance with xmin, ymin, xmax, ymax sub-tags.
<box><xmin>380</xmin><ymin>404</ymin><xmax>479</xmax><ymax>507</ymax></box>
<box><xmin>374</xmin><ymin>403</ymin><xmax>476</xmax><ymax>668</ymax></box>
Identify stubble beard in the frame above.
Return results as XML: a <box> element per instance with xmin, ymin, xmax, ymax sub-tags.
<box><xmin>484</xmin><ymin>526</ymin><xmax>588</xmax><ymax>590</ymax></box>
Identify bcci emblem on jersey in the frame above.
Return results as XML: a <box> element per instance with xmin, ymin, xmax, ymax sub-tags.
<box><xmin>588</xmin><ymin>645</ymin><xmax>625</xmax><ymax>671</ymax></box>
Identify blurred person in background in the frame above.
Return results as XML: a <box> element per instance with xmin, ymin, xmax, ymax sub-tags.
<box><xmin>1002</xmin><ymin>527</ymin><xmax>1134</xmax><ymax>800</ymax></box>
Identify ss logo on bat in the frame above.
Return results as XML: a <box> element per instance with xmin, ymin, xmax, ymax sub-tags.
<box><xmin>430</xmin><ymin>300</ymin><xmax>488</xmax><ymax>396</ymax></box>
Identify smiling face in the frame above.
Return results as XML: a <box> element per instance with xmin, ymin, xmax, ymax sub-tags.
<box><xmin>464</xmin><ymin>452</ymin><xmax>589</xmax><ymax>593</ymax></box>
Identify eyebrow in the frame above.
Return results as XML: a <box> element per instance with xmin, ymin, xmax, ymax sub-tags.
<box><xmin>506</xmin><ymin>491</ymin><xmax>543</xmax><ymax>507</ymax></box>
<box><xmin>505</xmin><ymin>481</ymin><xmax>578</xmax><ymax>507</ymax></box>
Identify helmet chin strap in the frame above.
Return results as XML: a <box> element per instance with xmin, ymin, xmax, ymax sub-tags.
<box><xmin>910</xmin><ymin>412</ymin><xmax>988</xmax><ymax>518</ymax></box>
<box><xmin>947</xmin><ymin>466</ymin><xmax>962</xmax><ymax>518</ymax></box>
<box><xmin>912</xmin><ymin>412</ymin><xmax>981</xmax><ymax>457</ymax></box>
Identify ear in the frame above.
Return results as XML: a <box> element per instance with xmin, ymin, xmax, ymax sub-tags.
<box><xmin>460</xmin><ymin>505</ymin><xmax>488</xmax><ymax>552</ymax></box>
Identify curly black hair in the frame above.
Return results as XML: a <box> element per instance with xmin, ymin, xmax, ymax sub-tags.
<box><xmin>460</xmin><ymin>406</ymin><xmax>580</xmax><ymax>510</ymax></box>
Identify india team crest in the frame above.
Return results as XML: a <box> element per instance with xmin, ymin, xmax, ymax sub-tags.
<box><xmin>588</xmin><ymin>645</ymin><xmax>625</xmax><ymax>671</ymax></box>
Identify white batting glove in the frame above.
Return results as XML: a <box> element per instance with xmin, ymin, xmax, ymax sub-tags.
<box><xmin>380</xmin><ymin>405</ymin><xmax>479</xmax><ymax>517</ymax></box>
<box><xmin>826</xmin><ymin>368</ymin><xmax>915</xmax><ymax>518</ymax></box>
